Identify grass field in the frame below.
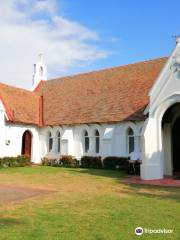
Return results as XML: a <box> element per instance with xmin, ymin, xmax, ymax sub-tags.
<box><xmin>0</xmin><ymin>166</ymin><xmax>179</xmax><ymax>240</ymax></box>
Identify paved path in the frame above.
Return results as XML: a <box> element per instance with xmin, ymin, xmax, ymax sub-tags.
<box><xmin>125</xmin><ymin>176</ymin><xmax>180</xmax><ymax>187</ymax></box>
<box><xmin>0</xmin><ymin>185</ymin><xmax>55</xmax><ymax>204</ymax></box>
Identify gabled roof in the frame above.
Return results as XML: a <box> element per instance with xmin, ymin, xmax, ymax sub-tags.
<box><xmin>38</xmin><ymin>57</ymin><xmax>167</xmax><ymax>126</ymax></box>
<box><xmin>0</xmin><ymin>83</ymin><xmax>40</xmax><ymax>125</ymax></box>
<box><xmin>0</xmin><ymin>57</ymin><xmax>167</xmax><ymax>126</ymax></box>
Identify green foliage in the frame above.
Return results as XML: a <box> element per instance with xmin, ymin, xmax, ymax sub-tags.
<box><xmin>60</xmin><ymin>155</ymin><xmax>78</xmax><ymax>168</ymax></box>
<box><xmin>42</xmin><ymin>155</ymin><xmax>129</xmax><ymax>171</ymax></box>
<box><xmin>41</xmin><ymin>157</ymin><xmax>51</xmax><ymax>166</ymax></box>
<box><xmin>0</xmin><ymin>155</ymin><xmax>30</xmax><ymax>168</ymax></box>
<box><xmin>41</xmin><ymin>155</ymin><xmax>78</xmax><ymax>168</ymax></box>
<box><xmin>81</xmin><ymin>156</ymin><xmax>102</xmax><ymax>169</ymax></box>
<box><xmin>103</xmin><ymin>156</ymin><xmax>128</xmax><ymax>170</ymax></box>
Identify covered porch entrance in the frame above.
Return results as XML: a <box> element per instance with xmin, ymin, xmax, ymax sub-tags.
<box><xmin>162</xmin><ymin>103</ymin><xmax>180</xmax><ymax>176</ymax></box>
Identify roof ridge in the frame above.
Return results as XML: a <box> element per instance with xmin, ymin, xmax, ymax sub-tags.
<box><xmin>47</xmin><ymin>56</ymin><xmax>168</xmax><ymax>83</ymax></box>
<box><xmin>0</xmin><ymin>82</ymin><xmax>37</xmax><ymax>95</ymax></box>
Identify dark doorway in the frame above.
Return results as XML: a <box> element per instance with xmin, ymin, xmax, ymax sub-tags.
<box><xmin>172</xmin><ymin>116</ymin><xmax>180</xmax><ymax>174</ymax></box>
<box><xmin>21</xmin><ymin>131</ymin><xmax>32</xmax><ymax>159</ymax></box>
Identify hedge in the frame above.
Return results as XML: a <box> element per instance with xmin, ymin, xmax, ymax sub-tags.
<box><xmin>41</xmin><ymin>155</ymin><xmax>129</xmax><ymax>171</ymax></box>
<box><xmin>81</xmin><ymin>156</ymin><xmax>102</xmax><ymax>169</ymax></box>
<box><xmin>103</xmin><ymin>156</ymin><xmax>128</xmax><ymax>170</ymax></box>
<box><xmin>0</xmin><ymin>155</ymin><xmax>30</xmax><ymax>168</ymax></box>
<box><xmin>42</xmin><ymin>155</ymin><xmax>78</xmax><ymax>168</ymax></box>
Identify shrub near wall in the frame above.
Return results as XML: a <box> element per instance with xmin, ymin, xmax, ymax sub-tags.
<box><xmin>103</xmin><ymin>156</ymin><xmax>128</xmax><ymax>171</ymax></box>
<box><xmin>60</xmin><ymin>155</ymin><xmax>78</xmax><ymax>168</ymax></box>
<box><xmin>41</xmin><ymin>157</ymin><xmax>52</xmax><ymax>166</ymax></box>
<box><xmin>81</xmin><ymin>156</ymin><xmax>102</xmax><ymax>169</ymax></box>
<box><xmin>42</xmin><ymin>155</ymin><xmax>78</xmax><ymax>168</ymax></box>
<box><xmin>0</xmin><ymin>155</ymin><xmax>30</xmax><ymax>168</ymax></box>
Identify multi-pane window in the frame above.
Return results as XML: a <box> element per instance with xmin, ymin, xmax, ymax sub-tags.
<box><xmin>48</xmin><ymin>132</ymin><xmax>53</xmax><ymax>152</ymax></box>
<box><xmin>57</xmin><ymin>131</ymin><xmax>61</xmax><ymax>153</ymax></box>
<box><xmin>84</xmin><ymin>130</ymin><xmax>89</xmax><ymax>153</ymax></box>
<box><xmin>127</xmin><ymin>128</ymin><xmax>134</xmax><ymax>154</ymax></box>
<box><xmin>95</xmin><ymin>130</ymin><xmax>100</xmax><ymax>153</ymax></box>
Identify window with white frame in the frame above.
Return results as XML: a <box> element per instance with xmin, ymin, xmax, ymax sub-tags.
<box><xmin>127</xmin><ymin>128</ymin><xmax>134</xmax><ymax>154</ymax></box>
<box><xmin>48</xmin><ymin>132</ymin><xmax>53</xmax><ymax>152</ymax></box>
<box><xmin>95</xmin><ymin>130</ymin><xmax>100</xmax><ymax>154</ymax></box>
<box><xmin>57</xmin><ymin>131</ymin><xmax>61</xmax><ymax>153</ymax></box>
<box><xmin>84</xmin><ymin>130</ymin><xmax>89</xmax><ymax>153</ymax></box>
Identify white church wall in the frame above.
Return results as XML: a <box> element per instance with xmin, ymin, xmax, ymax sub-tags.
<box><xmin>40</xmin><ymin>121</ymin><xmax>144</xmax><ymax>160</ymax></box>
<box><xmin>0</xmin><ymin>101</ymin><xmax>6</xmax><ymax>158</ymax></box>
<box><xmin>0</xmin><ymin>98</ymin><xmax>42</xmax><ymax>163</ymax></box>
<box><xmin>0</xmin><ymin>114</ymin><xmax>40</xmax><ymax>163</ymax></box>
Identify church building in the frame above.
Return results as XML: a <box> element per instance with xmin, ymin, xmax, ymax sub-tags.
<box><xmin>1</xmin><ymin>39</ymin><xmax>180</xmax><ymax>180</ymax></box>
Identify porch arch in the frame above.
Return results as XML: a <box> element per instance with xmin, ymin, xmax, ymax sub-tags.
<box><xmin>162</xmin><ymin>103</ymin><xmax>180</xmax><ymax>175</ymax></box>
<box><xmin>141</xmin><ymin>95</ymin><xmax>180</xmax><ymax>179</ymax></box>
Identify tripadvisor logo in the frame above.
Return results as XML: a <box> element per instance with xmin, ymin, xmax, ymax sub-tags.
<box><xmin>135</xmin><ymin>227</ymin><xmax>173</xmax><ymax>236</ymax></box>
<box><xmin>135</xmin><ymin>227</ymin><xmax>143</xmax><ymax>236</ymax></box>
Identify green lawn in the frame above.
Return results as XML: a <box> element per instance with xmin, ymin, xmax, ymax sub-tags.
<box><xmin>0</xmin><ymin>166</ymin><xmax>179</xmax><ymax>240</ymax></box>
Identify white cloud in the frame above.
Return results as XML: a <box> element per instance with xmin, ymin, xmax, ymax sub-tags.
<box><xmin>0</xmin><ymin>0</ymin><xmax>109</xmax><ymax>89</ymax></box>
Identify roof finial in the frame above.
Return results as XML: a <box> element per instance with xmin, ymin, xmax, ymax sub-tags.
<box><xmin>38</xmin><ymin>53</ymin><xmax>43</xmax><ymax>62</ymax></box>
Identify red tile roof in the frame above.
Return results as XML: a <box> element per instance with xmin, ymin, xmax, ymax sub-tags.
<box><xmin>39</xmin><ymin>57</ymin><xmax>167</xmax><ymax>126</ymax></box>
<box><xmin>0</xmin><ymin>57</ymin><xmax>167</xmax><ymax>126</ymax></box>
<box><xmin>0</xmin><ymin>83</ymin><xmax>40</xmax><ymax>125</ymax></box>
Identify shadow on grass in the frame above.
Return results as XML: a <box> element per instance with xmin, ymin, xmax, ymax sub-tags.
<box><xmin>122</xmin><ymin>183</ymin><xmax>180</xmax><ymax>202</ymax></box>
<box><xmin>0</xmin><ymin>218</ymin><xmax>21</xmax><ymax>228</ymax></box>
<box><xmin>67</xmin><ymin>167</ymin><xmax>126</xmax><ymax>180</ymax></box>
<box><xmin>67</xmin><ymin>168</ymin><xmax>127</xmax><ymax>182</ymax></box>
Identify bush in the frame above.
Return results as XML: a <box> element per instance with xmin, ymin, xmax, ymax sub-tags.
<box><xmin>16</xmin><ymin>155</ymin><xmax>30</xmax><ymax>167</ymax></box>
<box><xmin>41</xmin><ymin>155</ymin><xmax>78</xmax><ymax>168</ymax></box>
<box><xmin>81</xmin><ymin>156</ymin><xmax>102</xmax><ymax>169</ymax></box>
<box><xmin>60</xmin><ymin>155</ymin><xmax>78</xmax><ymax>168</ymax></box>
<box><xmin>103</xmin><ymin>156</ymin><xmax>128</xmax><ymax>171</ymax></box>
<box><xmin>0</xmin><ymin>155</ymin><xmax>30</xmax><ymax>168</ymax></box>
<box><xmin>41</xmin><ymin>157</ymin><xmax>51</xmax><ymax>166</ymax></box>
<box><xmin>41</xmin><ymin>157</ymin><xmax>59</xmax><ymax>166</ymax></box>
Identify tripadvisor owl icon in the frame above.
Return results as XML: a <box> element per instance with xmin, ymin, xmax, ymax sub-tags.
<box><xmin>135</xmin><ymin>227</ymin><xmax>143</xmax><ymax>236</ymax></box>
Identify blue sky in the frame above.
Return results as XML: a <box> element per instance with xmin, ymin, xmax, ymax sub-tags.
<box><xmin>59</xmin><ymin>0</ymin><xmax>180</xmax><ymax>72</ymax></box>
<box><xmin>0</xmin><ymin>0</ymin><xmax>180</xmax><ymax>88</ymax></box>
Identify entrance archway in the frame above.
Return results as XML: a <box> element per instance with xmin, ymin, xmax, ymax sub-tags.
<box><xmin>162</xmin><ymin>103</ymin><xmax>180</xmax><ymax>176</ymax></box>
<box><xmin>21</xmin><ymin>130</ymin><xmax>32</xmax><ymax>159</ymax></box>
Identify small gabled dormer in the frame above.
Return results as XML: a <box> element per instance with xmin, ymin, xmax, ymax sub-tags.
<box><xmin>32</xmin><ymin>54</ymin><xmax>47</xmax><ymax>91</ymax></box>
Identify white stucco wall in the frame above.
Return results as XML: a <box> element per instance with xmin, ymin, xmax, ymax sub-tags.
<box><xmin>39</xmin><ymin>121</ymin><xmax>143</xmax><ymax>160</ymax></box>
<box><xmin>0</xmin><ymin>123</ymin><xmax>40</xmax><ymax>163</ymax></box>
<box><xmin>0</xmin><ymin>102</ymin><xmax>40</xmax><ymax>163</ymax></box>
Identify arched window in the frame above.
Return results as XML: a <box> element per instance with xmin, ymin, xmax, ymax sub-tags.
<box><xmin>127</xmin><ymin>128</ymin><xmax>134</xmax><ymax>154</ymax></box>
<box><xmin>39</xmin><ymin>66</ymin><xmax>43</xmax><ymax>76</ymax></box>
<box><xmin>57</xmin><ymin>131</ymin><xmax>61</xmax><ymax>153</ymax></box>
<box><xmin>48</xmin><ymin>132</ymin><xmax>53</xmax><ymax>152</ymax></box>
<box><xmin>95</xmin><ymin>130</ymin><xmax>100</xmax><ymax>153</ymax></box>
<box><xmin>84</xmin><ymin>130</ymin><xmax>89</xmax><ymax>153</ymax></box>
